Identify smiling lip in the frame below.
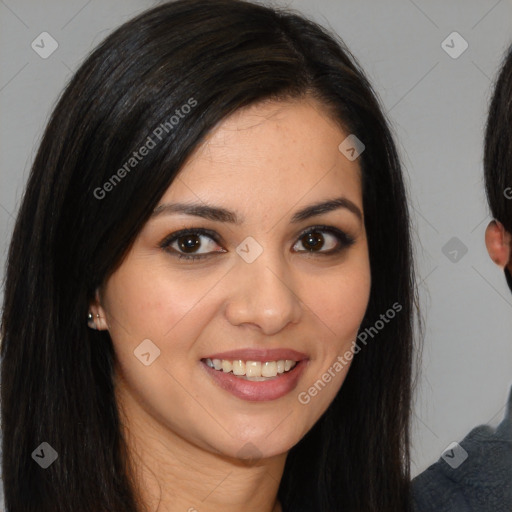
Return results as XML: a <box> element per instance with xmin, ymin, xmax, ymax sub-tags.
<box><xmin>202</xmin><ymin>348</ymin><xmax>308</xmax><ymax>362</ymax></box>
<box><xmin>200</xmin><ymin>348</ymin><xmax>309</xmax><ymax>402</ymax></box>
<box><xmin>200</xmin><ymin>358</ymin><xmax>308</xmax><ymax>401</ymax></box>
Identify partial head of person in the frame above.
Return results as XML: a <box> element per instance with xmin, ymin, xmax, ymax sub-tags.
<box><xmin>485</xmin><ymin>45</ymin><xmax>512</xmax><ymax>291</ymax></box>
<box><xmin>0</xmin><ymin>1</ymin><xmax>417</xmax><ymax>511</ymax></box>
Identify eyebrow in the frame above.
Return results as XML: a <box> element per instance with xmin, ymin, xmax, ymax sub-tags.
<box><xmin>151</xmin><ymin>196</ymin><xmax>362</xmax><ymax>224</ymax></box>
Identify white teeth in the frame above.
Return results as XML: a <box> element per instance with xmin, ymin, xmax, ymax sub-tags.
<box><xmin>203</xmin><ymin>358</ymin><xmax>298</xmax><ymax>378</ymax></box>
<box><xmin>261</xmin><ymin>361</ymin><xmax>277</xmax><ymax>377</ymax></box>
<box><xmin>232</xmin><ymin>360</ymin><xmax>245</xmax><ymax>376</ymax></box>
<box><xmin>245</xmin><ymin>361</ymin><xmax>261</xmax><ymax>377</ymax></box>
<box><xmin>221</xmin><ymin>360</ymin><xmax>232</xmax><ymax>373</ymax></box>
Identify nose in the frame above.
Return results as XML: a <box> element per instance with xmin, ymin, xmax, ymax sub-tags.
<box><xmin>223</xmin><ymin>248</ymin><xmax>303</xmax><ymax>335</ymax></box>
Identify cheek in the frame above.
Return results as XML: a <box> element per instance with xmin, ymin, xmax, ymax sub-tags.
<box><xmin>295</xmin><ymin>273</ymin><xmax>371</xmax><ymax>436</ymax></box>
<box><xmin>103</xmin><ymin>264</ymin><xmax>223</xmax><ymax>437</ymax></box>
<box><xmin>102</xmin><ymin>261</ymin><xmax>221</xmax><ymax>343</ymax></box>
<box><xmin>312</xmin><ymin>259</ymin><xmax>371</xmax><ymax>345</ymax></box>
<box><xmin>297</xmin><ymin>253</ymin><xmax>370</xmax><ymax>372</ymax></box>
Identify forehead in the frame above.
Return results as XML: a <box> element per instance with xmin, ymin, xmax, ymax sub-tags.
<box><xmin>160</xmin><ymin>98</ymin><xmax>363</xmax><ymax>214</ymax></box>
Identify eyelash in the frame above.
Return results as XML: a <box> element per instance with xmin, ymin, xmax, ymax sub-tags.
<box><xmin>159</xmin><ymin>225</ymin><xmax>356</xmax><ymax>262</ymax></box>
<box><xmin>159</xmin><ymin>228</ymin><xmax>224</xmax><ymax>261</ymax></box>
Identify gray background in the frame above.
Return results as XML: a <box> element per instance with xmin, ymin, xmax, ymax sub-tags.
<box><xmin>1</xmin><ymin>0</ymin><xmax>512</xmax><ymax>479</ymax></box>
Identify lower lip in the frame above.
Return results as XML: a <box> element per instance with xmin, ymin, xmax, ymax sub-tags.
<box><xmin>200</xmin><ymin>359</ymin><xmax>308</xmax><ymax>402</ymax></box>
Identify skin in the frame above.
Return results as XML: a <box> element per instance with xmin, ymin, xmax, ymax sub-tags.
<box><xmin>90</xmin><ymin>97</ymin><xmax>371</xmax><ymax>512</ymax></box>
<box><xmin>485</xmin><ymin>220</ymin><xmax>512</xmax><ymax>272</ymax></box>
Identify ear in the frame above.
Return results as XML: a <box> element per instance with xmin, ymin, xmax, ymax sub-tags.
<box><xmin>88</xmin><ymin>289</ymin><xmax>110</xmax><ymax>331</ymax></box>
<box><xmin>485</xmin><ymin>220</ymin><xmax>512</xmax><ymax>268</ymax></box>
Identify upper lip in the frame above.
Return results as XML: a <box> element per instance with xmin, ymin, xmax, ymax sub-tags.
<box><xmin>202</xmin><ymin>348</ymin><xmax>309</xmax><ymax>362</ymax></box>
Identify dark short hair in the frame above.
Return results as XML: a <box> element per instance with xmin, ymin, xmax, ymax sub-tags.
<box><xmin>484</xmin><ymin>45</ymin><xmax>512</xmax><ymax>290</ymax></box>
<box><xmin>1</xmin><ymin>1</ymin><xmax>418</xmax><ymax>511</ymax></box>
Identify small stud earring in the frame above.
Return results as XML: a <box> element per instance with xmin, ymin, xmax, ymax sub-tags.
<box><xmin>87</xmin><ymin>312</ymin><xmax>100</xmax><ymax>330</ymax></box>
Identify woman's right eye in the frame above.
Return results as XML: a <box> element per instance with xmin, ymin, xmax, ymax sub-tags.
<box><xmin>159</xmin><ymin>228</ymin><xmax>226</xmax><ymax>261</ymax></box>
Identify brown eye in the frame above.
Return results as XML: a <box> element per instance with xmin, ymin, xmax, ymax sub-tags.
<box><xmin>159</xmin><ymin>225</ymin><xmax>355</xmax><ymax>262</ymax></box>
<box><xmin>293</xmin><ymin>226</ymin><xmax>355</xmax><ymax>255</ymax></box>
<box><xmin>300</xmin><ymin>231</ymin><xmax>325</xmax><ymax>251</ymax></box>
<box><xmin>160</xmin><ymin>228</ymin><xmax>225</xmax><ymax>261</ymax></box>
<box><xmin>177</xmin><ymin>234</ymin><xmax>202</xmax><ymax>253</ymax></box>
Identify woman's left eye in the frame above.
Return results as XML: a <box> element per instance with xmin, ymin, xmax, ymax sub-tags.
<box><xmin>293</xmin><ymin>226</ymin><xmax>355</xmax><ymax>254</ymax></box>
<box><xmin>159</xmin><ymin>226</ymin><xmax>355</xmax><ymax>262</ymax></box>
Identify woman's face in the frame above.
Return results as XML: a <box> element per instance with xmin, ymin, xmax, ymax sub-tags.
<box><xmin>94</xmin><ymin>98</ymin><xmax>371</xmax><ymax>461</ymax></box>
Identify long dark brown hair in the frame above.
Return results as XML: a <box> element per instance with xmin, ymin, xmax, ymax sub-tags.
<box><xmin>1</xmin><ymin>1</ymin><xmax>418</xmax><ymax>510</ymax></box>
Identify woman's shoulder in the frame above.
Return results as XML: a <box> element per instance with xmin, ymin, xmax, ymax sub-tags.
<box><xmin>411</xmin><ymin>386</ymin><xmax>512</xmax><ymax>512</ymax></box>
